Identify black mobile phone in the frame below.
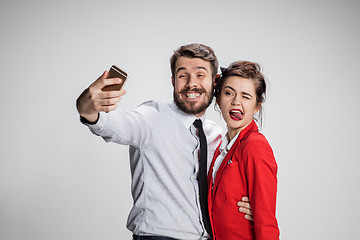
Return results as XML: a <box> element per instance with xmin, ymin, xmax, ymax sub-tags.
<box><xmin>102</xmin><ymin>65</ymin><xmax>128</xmax><ymax>91</ymax></box>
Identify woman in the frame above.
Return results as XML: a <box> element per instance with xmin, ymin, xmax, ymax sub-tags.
<box><xmin>208</xmin><ymin>61</ymin><xmax>279</xmax><ymax>239</ymax></box>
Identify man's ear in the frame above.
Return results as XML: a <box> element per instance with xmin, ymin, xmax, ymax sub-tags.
<box><xmin>213</xmin><ymin>74</ymin><xmax>220</xmax><ymax>85</ymax></box>
<box><xmin>213</xmin><ymin>73</ymin><xmax>220</xmax><ymax>98</ymax></box>
<box><xmin>171</xmin><ymin>76</ymin><xmax>175</xmax><ymax>87</ymax></box>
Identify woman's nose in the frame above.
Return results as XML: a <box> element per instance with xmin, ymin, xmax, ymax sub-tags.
<box><xmin>231</xmin><ymin>95</ymin><xmax>242</xmax><ymax>105</ymax></box>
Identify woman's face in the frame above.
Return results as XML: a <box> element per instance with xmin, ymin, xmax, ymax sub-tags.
<box><xmin>217</xmin><ymin>76</ymin><xmax>260</xmax><ymax>140</ymax></box>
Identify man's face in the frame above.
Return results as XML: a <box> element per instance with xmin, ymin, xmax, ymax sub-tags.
<box><xmin>172</xmin><ymin>57</ymin><xmax>215</xmax><ymax>117</ymax></box>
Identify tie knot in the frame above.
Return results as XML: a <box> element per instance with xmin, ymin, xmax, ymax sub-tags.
<box><xmin>193</xmin><ymin>119</ymin><xmax>203</xmax><ymax>128</ymax></box>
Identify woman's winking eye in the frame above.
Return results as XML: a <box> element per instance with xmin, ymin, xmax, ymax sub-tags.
<box><xmin>241</xmin><ymin>92</ymin><xmax>252</xmax><ymax>100</ymax></box>
<box><xmin>242</xmin><ymin>94</ymin><xmax>251</xmax><ymax>100</ymax></box>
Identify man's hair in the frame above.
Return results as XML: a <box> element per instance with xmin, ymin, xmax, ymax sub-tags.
<box><xmin>170</xmin><ymin>43</ymin><xmax>218</xmax><ymax>78</ymax></box>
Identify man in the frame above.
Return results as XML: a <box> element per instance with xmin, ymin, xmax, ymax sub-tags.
<box><xmin>76</xmin><ymin>43</ymin><xmax>252</xmax><ymax>240</ymax></box>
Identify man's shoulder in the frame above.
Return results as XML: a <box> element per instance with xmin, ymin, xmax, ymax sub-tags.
<box><xmin>204</xmin><ymin>119</ymin><xmax>223</xmax><ymax>138</ymax></box>
<box><xmin>204</xmin><ymin>118</ymin><xmax>221</xmax><ymax>130</ymax></box>
<box><xmin>135</xmin><ymin>100</ymin><xmax>175</xmax><ymax>122</ymax></box>
<box><xmin>137</xmin><ymin>100</ymin><xmax>171</xmax><ymax>112</ymax></box>
<box><xmin>137</xmin><ymin>100</ymin><xmax>158</xmax><ymax>108</ymax></box>
<box><xmin>138</xmin><ymin>100</ymin><xmax>171</xmax><ymax>108</ymax></box>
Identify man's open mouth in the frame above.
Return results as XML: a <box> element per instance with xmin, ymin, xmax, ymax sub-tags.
<box><xmin>186</xmin><ymin>91</ymin><xmax>201</xmax><ymax>99</ymax></box>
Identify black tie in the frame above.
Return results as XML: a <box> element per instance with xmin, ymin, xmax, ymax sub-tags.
<box><xmin>193</xmin><ymin>119</ymin><xmax>212</xmax><ymax>236</ymax></box>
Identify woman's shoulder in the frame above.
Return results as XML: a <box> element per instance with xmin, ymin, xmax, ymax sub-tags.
<box><xmin>243</xmin><ymin>131</ymin><xmax>269</xmax><ymax>146</ymax></box>
<box><xmin>240</xmin><ymin>132</ymin><xmax>274</xmax><ymax>157</ymax></box>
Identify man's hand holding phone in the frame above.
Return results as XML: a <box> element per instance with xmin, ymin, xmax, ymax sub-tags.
<box><xmin>76</xmin><ymin>66</ymin><xmax>128</xmax><ymax>124</ymax></box>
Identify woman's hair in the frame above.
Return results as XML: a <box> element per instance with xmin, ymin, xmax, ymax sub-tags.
<box><xmin>170</xmin><ymin>43</ymin><xmax>218</xmax><ymax>78</ymax></box>
<box><xmin>214</xmin><ymin>61</ymin><xmax>267</xmax><ymax>127</ymax></box>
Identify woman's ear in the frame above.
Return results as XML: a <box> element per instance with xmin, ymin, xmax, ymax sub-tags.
<box><xmin>216</xmin><ymin>95</ymin><xmax>221</xmax><ymax>107</ymax></box>
<box><xmin>255</xmin><ymin>102</ymin><xmax>262</xmax><ymax>114</ymax></box>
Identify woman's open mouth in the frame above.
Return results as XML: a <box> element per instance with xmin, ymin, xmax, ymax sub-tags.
<box><xmin>229</xmin><ymin>109</ymin><xmax>244</xmax><ymax>121</ymax></box>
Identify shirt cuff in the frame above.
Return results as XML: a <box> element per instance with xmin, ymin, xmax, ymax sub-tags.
<box><xmin>79</xmin><ymin>113</ymin><xmax>99</xmax><ymax>125</ymax></box>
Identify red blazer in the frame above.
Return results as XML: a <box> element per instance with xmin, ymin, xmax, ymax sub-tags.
<box><xmin>208</xmin><ymin>121</ymin><xmax>279</xmax><ymax>240</ymax></box>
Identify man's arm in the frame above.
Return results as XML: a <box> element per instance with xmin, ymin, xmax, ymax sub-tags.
<box><xmin>76</xmin><ymin>70</ymin><xmax>126</xmax><ymax>123</ymax></box>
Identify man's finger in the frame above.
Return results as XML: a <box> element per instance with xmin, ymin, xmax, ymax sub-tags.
<box><xmin>241</xmin><ymin>196</ymin><xmax>250</xmax><ymax>202</ymax></box>
<box><xmin>92</xmin><ymin>70</ymin><xmax>122</xmax><ymax>89</ymax></box>
<box><xmin>91</xmin><ymin>71</ymin><xmax>108</xmax><ymax>87</ymax></box>
<box><xmin>244</xmin><ymin>215</ymin><xmax>254</xmax><ymax>221</ymax></box>
<box><xmin>102</xmin><ymin>77</ymin><xmax>123</xmax><ymax>87</ymax></box>
<box><xmin>239</xmin><ymin>207</ymin><xmax>252</xmax><ymax>215</ymax></box>
<box><xmin>99</xmin><ymin>88</ymin><xmax>127</xmax><ymax>99</ymax></box>
<box><xmin>237</xmin><ymin>201</ymin><xmax>251</xmax><ymax>209</ymax></box>
<box><xmin>97</xmin><ymin>96</ymin><xmax>122</xmax><ymax>106</ymax></box>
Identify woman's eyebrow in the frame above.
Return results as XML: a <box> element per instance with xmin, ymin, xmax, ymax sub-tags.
<box><xmin>224</xmin><ymin>86</ymin><xmax>235</xmax><ymax>92</ymax></box>
<box><xmin>224</xmin><ymin>86</ymin><xmax>253</xmax><ymax>97</ymax></box>
<box><xmin>242</xmin><ymin>92</ymin><xmax>253</xmax><ymax>98</ymax></box>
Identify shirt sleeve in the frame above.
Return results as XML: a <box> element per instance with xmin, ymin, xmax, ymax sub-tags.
<box><xmin>83</xmin><ymin>101</ymin><xmax>156</xmax><ymax>147</ymax></box>
<box><xmin>243</xmin><ymin>134</ymin><xmax>280</xmax><ymax>240</ymax></box>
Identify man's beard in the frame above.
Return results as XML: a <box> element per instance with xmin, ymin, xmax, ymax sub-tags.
<box><xmin>173</xmin><ymin>87</ymin><xmax>214</xmax><ymax>115</ymax></box>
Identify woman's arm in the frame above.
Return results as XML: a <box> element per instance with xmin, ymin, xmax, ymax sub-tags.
<box><xmin>244</xmin><ymin>135</ymin><xmax>280</xmax><ymax>239</ymax></box>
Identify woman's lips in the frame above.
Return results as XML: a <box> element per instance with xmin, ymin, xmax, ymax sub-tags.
<box><xmin>229</xmin><ymin>109</ymin><xmax>244</xmax><ymax>121</ymax></box>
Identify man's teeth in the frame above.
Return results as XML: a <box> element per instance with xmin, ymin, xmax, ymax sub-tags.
<box><xmin>186</xmin><ymin>92</ymin><xmax>200</xmax><ymax>98</ymax></box>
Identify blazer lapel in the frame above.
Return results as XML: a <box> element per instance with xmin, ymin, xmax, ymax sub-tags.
<box><xmin>210</xmin><ymin>121</ymin><xmax>259</xmax><ymax>199</ymax></box>
<box><xmin>211</xmin><ymin>139</ymin><xmax>239</xmax><ymax>198</ymax></box>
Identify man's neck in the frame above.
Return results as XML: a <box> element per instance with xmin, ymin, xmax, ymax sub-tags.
<box><xmin>194</xmin><ymin>111</ymin><xmax>206</xmax><ymax>118</ymax></box>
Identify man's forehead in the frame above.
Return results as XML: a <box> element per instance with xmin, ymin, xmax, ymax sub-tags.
<box><xmin>175</xmin><ymin>57</ymin><xmax>211</xmax><ymax>72</ymax></box>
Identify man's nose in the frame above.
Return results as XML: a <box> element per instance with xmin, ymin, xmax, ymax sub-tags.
<box><xmin>186</xmin><ymin>74</ymin><xmax>198</xmax><ymax>88</ymax></box>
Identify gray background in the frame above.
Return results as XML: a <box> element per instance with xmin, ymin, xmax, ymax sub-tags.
<box><xmin>1</xmin><ymin>0</ymin><xmax>359</xmax><ymax>239</ymax></box>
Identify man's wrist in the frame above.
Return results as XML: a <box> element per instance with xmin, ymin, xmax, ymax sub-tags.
<box><xmin>80</xmin><ymin>113</ymin><xmax>99</xmax><ymax>125</ymax></box>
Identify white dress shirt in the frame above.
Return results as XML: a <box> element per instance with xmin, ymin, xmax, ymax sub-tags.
<box><xmin>211</xmin><ymin>132</ymin><xmax>240</xmax><ymax>184</ymax></box>
<box><xmin>84</xmin><ymin>101</ymin><xmax>223</xmax><ymax>240</ymax></box>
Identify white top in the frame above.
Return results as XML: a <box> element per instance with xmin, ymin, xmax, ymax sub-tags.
<box><xmin>84</xmin><ymin>101</ymin><xmax>223</xmax><ymax>240</ymax></box>
<box><xmin>212</xmin><ymin>132</ymin><xmax>240</xmax><ymax>184</ymax></box>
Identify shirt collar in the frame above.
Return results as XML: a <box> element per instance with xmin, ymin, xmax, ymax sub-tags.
<box><xmin>219</xmin><ymin>131</ymin><xmax>240</xmax><ymax>153</ymax></box>
<box><xmin>219</xmin><ymin>120</ymin><xmax>259</xmax><ymax>153</ymax></box>
<box><xmin>170</xmin><ymin>101</ymin><xmax>207</xmax><ymax>129</ymax></box>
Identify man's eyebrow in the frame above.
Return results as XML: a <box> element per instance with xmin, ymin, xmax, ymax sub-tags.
<box><xmin>176</xmin><ymin>67</ymin><xmax>187</xmax><ymax>74</ymax></box>
<box><xmin>176</xmin><ymin>66</ymin><xmax>208</xmax><ymax>74</ymax></box>
<box><xmin>196</xmin><ymin>66</ymin><xmax>208</xmax><ymax>72</ymax></box>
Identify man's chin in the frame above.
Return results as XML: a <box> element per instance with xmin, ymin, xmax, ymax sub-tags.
<box><xmin>174</xmin><ymin>97</ymin><xmax>212</xmax><ymax>115</ymax></box>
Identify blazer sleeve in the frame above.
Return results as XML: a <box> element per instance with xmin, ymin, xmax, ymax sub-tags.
<box><xmin>243</xmin><ymin>134</ymin><xmax>280</xmax><ymax>240</ymax></box>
